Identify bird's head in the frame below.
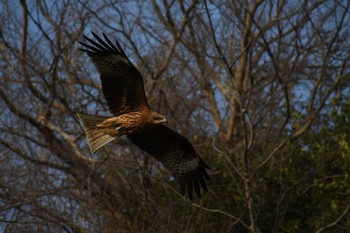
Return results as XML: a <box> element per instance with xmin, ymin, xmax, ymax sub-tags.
<box><xmin>151</xmin><ymin>112</ymin><xmax>167</xmax><ymax>124</ymax></box>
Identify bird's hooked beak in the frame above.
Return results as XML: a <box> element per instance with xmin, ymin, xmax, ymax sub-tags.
<box><xmin>153</xmin><ymin>114</ymin><xmax>167</xmax><ymax>124</ymax></box>
<box><xmin>161</xmin><ymin>116</ymin><xmax>167</xmax><ymax>123</ymax></box>
<box><xmin>157</xmin><ymin>115</ymin><xmax>167</xmax><ymax>123</ymax></box>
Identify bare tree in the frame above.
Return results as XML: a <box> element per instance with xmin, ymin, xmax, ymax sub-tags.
<box><xmin>1</xmin><ymin>0</ymin><xmax>350</xmax><ymax>232</ymax></box>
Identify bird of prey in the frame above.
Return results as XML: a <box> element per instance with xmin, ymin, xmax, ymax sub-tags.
<box><xmin>78</xmin><ymin>32</ymin><xmax>210</xmax><ymax>199</ymax></box>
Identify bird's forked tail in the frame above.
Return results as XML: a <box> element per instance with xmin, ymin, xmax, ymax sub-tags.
<box><xmin>77</xmin><ymin>113</ymin><xmax>116</xmax><ymax>154</ymax></box>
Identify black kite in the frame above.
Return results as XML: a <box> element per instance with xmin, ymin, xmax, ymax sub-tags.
<box><xmin>78</xmin><ymin>32</ymin><xmax>210</xmax><ymax>199</ymax></box>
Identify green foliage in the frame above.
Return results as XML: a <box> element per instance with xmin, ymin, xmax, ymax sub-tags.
<box><xmin>252</xmin><ymin>97</ymin><xmax>350</xmax><ymax>232</ymax></box>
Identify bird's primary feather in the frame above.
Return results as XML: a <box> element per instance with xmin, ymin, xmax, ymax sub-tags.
<box><xmin>128</xmin><ymin>125</ymin><xmax>210</xmax><ymax>199</ymax></box>
<box><xmin>79</xmin><ymin>32</ymin><xmax>150</xmax><ymax>116</ymax></box>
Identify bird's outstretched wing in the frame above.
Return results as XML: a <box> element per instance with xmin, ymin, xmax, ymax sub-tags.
<box><xmin>128</xmin><ymin>125</ymin><xmax>210</xmax><ymax>199</ymax></box>
<box><xmin>79</xmin><ymin>32</ymin><xmax>150</xmax><ymax>115</ymax></box>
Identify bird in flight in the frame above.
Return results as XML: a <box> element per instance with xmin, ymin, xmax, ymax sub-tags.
<box><xmin>78</xmin><ymin>32</ymin><xmax>210</xmax><ymax>199</ymax></box>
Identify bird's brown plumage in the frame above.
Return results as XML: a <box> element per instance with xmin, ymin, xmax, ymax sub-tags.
<box><xmin>78</xmin><ymin>32</ymin><xmax>210</xmax><ymax>199</ymax></box>
<box><xmin>128</xmin><ymin>125</ymin><xmax>210</xmax><ymax>199</ymax></box>
<box><xmin>79</xmin><ymin>32</ymin><xmax>149</xmax><ymax>115</ymax></box>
